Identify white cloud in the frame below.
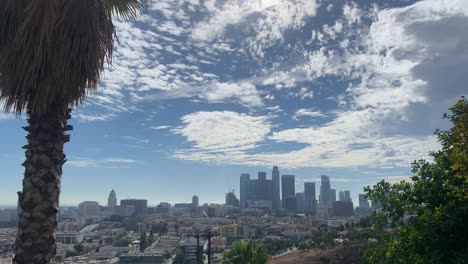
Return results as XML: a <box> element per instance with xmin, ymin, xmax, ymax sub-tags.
<box><xmin>293</xmin><ymin>109</ymin><xmax>325</xmax><ymax>119</ymax></box>
<box><xmin>201</xmin><ymin>82</ymin><xmax>263</xmax><ymax>107</ymax></box>
<box><xmin>74</xmin><ymin>113</ymin><xmax>117</xmax><ymax>122</ymax></box>
<box><xmin>68</xmin><ymin>0</ymin><xmax>466</xmax><ymax>171</ymax></box>
<box><xmin>173</xmin><ymin>111</ymin><xmax>271</xmax><ymax>154</ymax></box>
<box><xmin>151</xmin><ymin>125</ymin><xmax>171</xmax><ymax>130</ymax></box>
<box><xmin>192</xmin><ymin>0</ymin><xmax>319</xmax><ymax>58</ymax></box>
<box><xmin>67</xmin><ymin>157</ymin><xmax>137</xmax><ymax>168</ymax></box>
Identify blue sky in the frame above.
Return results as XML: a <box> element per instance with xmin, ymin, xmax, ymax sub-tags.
<box><xmin>1</xmin><ymin>0</ymin><xmax>467</xmax><ymax>207</ymax></box>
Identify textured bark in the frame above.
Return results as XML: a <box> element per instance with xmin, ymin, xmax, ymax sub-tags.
<box><xmin>14</xmin><ymin>104</ymin><xmax>73</xmax><ymax>264</ymax></box>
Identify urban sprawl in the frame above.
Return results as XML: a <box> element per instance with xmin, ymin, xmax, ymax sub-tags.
<box><xmin>0</xmin><ymin>166</ymin><xmax>379</xmax><ymax>263</ymax></box>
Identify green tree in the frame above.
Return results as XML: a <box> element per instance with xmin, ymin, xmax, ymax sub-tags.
<box><xmin>139</xmin><ymin>231</ymin><xmax>147</xmax><ymax>252</ymax></box>
<box><xmin>148</xmin><ymin>229</ymin><xmax>155</xmax><ymax>246</ymax></box>
<box><xmin>319</xmin><ymin>255</ymin><xmax>330</xmax><ymax>264</ymax></box>
<box><xmin>73</xmin><ymin>244</ymin><xmax>84</xmax><ymax>254</ymax></box>
<box><xmin>0</xmin><ymin>1</ymin><xmax>142</xmax><ymax>263</ymax></box>
<box><xmin>222</xmin><ymin>240</ymin><xmax>269</xmax><ymax>264</ymax></box>
<box><xmin>172</xmin><ymin>249</ymin><xmax>184</xmax><ymax>264</ymax></box>
<box><xmin>113</xmin><ymin>238</ymin><xmax>131</xmax><ymax>247</ymax></box>
<box><xmin>363</xmin><ymin>98</ymin><xmax>468</xmax><ymax>263</ymax></box>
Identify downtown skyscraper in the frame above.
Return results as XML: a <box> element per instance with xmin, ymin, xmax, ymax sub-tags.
<box><xmin>282</xmin><ymin>175</ymin><xmax>296</xmax><ymax>212</ymax></box>
<box><xmin>239</xmin><ymin>173</ymin><xmax>250</xmax><ymax>209</ymax></box>
<box><xmin>304</xmin><ymin>182</ymin><xmax>316</xmax><ymax>215</ymax></box>
<box><xmin>107</xmin><ymin>189</ymin><xmax>117</xmax><ymax>209</ymax></box>
<box><xmin>319</xmin><ymin>175</ymin><xmax>331</xmax><ymax>206</ymax></box>
<box><xmin>272</xmin><ymin>166</ymin><xmax>280</xmax><ymax>211</ymax></box>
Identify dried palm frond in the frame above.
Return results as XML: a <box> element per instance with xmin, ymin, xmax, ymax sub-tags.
<box><xmin>0</xmin><ymin>0</ymin><xmax>142</xmax><ymax>114</ymax></box>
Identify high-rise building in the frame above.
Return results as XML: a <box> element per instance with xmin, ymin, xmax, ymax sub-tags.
<box><xmin>330</xmin><ymin>189</ymin><xmax>336</xmax><ymax>203</ymax></box>
<box><xmin>156</xmin><ymin>202</ymin><xmax>170</xmax><ymax>214</ymax></box>
<box><xmin>272</xmin><ymin>166</ymin><xmax>280</xmax><ymax>211</ymax></box>
<box><xmin>79</xmin><ymin>201</ymin><xmax>100</xmax><ymax>218</ymax></box>
<box><xmin>192</xmin><ymin>195</ymin><xmax>199</xmax><ymax>207</ymax></box>
<box><xmin>304</xmin><ymin>182</ymin><xmax>316</xmax><ymax>215</ymax></box>
<box><xmin>296</xmin><ymin>192</ymin><xmax>305</xmax><ymax>213</ymax></box>
<box><xmin>344</xmin><ymin>190</ymin><xmax>352</xmax><ymax>202</ymax></box>
<box><xmin>339</xmin><ymin>191</ymin><xmax>345</xmax><ymax>201</ymax></box>
<box><xmin>258</xmin><ymin>172</ymin><xmax>268</xmax><ymax>200</ymax></box>
<box><xmin>120</xmin><ymin>199</ymin><xmax>147</xmax><ymax>215</ymax></box>
<box><xmin>332</xmin><ymin>201</ymin><xmax>354</xmax><ymax>217</ymax></box>
<box><xmin>319</xmin><ymin>175</ymin><xmax>331</xmax><ymax>206</ymax></box>
<box><xmin>358</xmin><ymin>194</ymin><xmax>370</xmax><ymax>208</ymax></box>
<box><xmin>107</xmin><ymin>189</ymin><xmax>117</xmax><ymax>209</ymax></box>
<box><xmin>240</xmin><ymin>173</ymin><xmax>250</xmax><ymax>209</ymax></box>
<box><xmin>281</xmin><ymin>175</ymin><xmax>296</xmax><ymax>212</ymax></box>
<box><xmin>240</xmin><ymin>170</ymin><xmax>276</xmax><ymax>211</ymax></box>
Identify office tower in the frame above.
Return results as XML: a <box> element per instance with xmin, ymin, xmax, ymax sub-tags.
<box><xmin>249</xmin><ymin>179</ymin><xmax>259</xmax><ymax>200</ymax></box>
<box><xmin>225</xmin><ymin>191</ymin><xmax>239</xmax><ymax>207</ymax></box>
<box><xmin>304</xmin><ymin>182</ymin><xmax>316</xmax><ymax>215</ymax></box>
<box><xmin>281</xmin><ymin>175</ymin><xmax>296</xmax><ymax>212</ymax></box>
<box><xmin>240</xmin><ymin>173</ymin><xmax>250</xmax><ymax>208</ymax></box>
<box><xmin>258</xmin><ymin>172</ymin><xmax>268</xmax><ymax>200</ymax></box>
<box><xmin>296</xmin><ymin>192</ymin><xmax>305</xmax><ymax>213</ymax></box>
<box><xmin>344</xmin><ymin>190</ymin><xmax>351</xmax><ymax>202</ymax></box>
<box><xmin>330</xmin><ymin>189</ymin><xmax>336</xmax><ymax>203</ymax></box>
<box><xmin>359</xmin><ymin>194</ymin><xmax>370</xmax><ymax>208</ymax></box>
<box><xmin>319</xmin><ymin>175</ymin><xmax>331</xmax><ymax>206</ymax></box>
<box><xmin>192</xmin><ymin>195</ymin><xmax>199</xmax><ymax>207</ymax></box>
<box><xmin>332</xmin><ymin>201</ymin><xmax>354</xmax><ymax>217</ymax></box>
<box><xmin>107</xmin><ymin>189</ymin><xmax>117</xmax><ymax>209</ymax></box>
<box><xmin>120</xmin><ymin>199</ymin><xmax>148</xmax><ymax>215</ymax></box>
<box><xmin>79</xmin><ymin>201</ymin><xmax>100</xmax><ymax>218</ymax></box>
<box><xmin>272</xmin><ymin>166</ymin><xmax>280</xmax><ymax>211</ymax></box>
<box><xmin>156</xmin><ymin>202</ymin><xmax>170</xmax><ymax>214</ymax></box>
<box><xmin>339</xmin><ymin>191</ymin><xmax>345</xmax><ymax>201</ymax></box>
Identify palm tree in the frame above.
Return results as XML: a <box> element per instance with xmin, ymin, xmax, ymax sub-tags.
<box><xmin>222</xmin><ymin>240</ymin><xmax>270</xmax><ymax>264</ymax></box>
<box><xmin>0</xmin><ymin>0</ymin><xmax>142</xmax><ymax>263</ymax></box>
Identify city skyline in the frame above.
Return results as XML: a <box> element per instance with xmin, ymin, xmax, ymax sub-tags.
<box><xmin>0</xmin><ymin>165</ymin><xmax>408</xmax><ymax>207</ymax></box>
<box><xmin>42</xmin><ymin>167</ymin><xmax>365</xmax><ymax>212</ymax></box>
<box><xmin>1</xmin><ymin>0</ymin><xmax>463</xmax><ymax>206</ymax></box>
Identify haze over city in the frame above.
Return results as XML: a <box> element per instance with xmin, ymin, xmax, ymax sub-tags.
<box><xmin>0</xmin><ymin>0</ymin><xmax>464</xmax><ymax>206</ymax></box>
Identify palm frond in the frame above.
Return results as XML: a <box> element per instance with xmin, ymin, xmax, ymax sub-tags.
<box><xmin>0</xmin><ymin>0</ymin><xmax>143</xmax><ymax>114</ymax></box>
<box><xmin>0</xmin><ymin>0</ymin><xmax>116</xmax><ymax>114</ymax></box>
<box><xmin>108</xmin><ymin>0</ymin><xmax>144</xmax><ymax>20</ymax></box>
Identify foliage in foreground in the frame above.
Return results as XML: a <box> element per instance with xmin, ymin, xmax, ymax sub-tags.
<box><xmin>222</xmin><ymin>240</ymin><xmax>269</xmax><ymax>264</ymax></box>
<box><xmin>362</xmin><ymin>98</ymin><xmax>468</xmax><ymax>263</ymax></box>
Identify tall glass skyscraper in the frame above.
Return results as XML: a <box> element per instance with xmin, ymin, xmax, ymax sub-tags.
<box><xmin>319</xmin><ymin>175</ymin><xmax>331</xmax><ymax>206</ymax></box>
<box><xmin>281</xmin><ymin>175</ymin><xmax>296</xmax><ymax>212</ymax></box>
<box><xmin>339</xmin><ymin>191</ymin><xmax>345</xmax><ymax>201</ymax></box>
<box><xmin>107</xmin><ymin>189</ymin><xmax>117</xmax><ymax>209</ymax></box>
<box><xmin>258</xmin><ymin>172</ymin><xmax>268</xmax><ymax>200</ymax></box>
<box><xmin>272</xmin><ymin>166</ymin><xmax>280</xmax><ymax>211</ymax></box>
<box><xmin>344</xmin><ymin>190</ymin><xmax>351</xmax><ymax>202</ymax></box>
<box><xmin>330</xmin><ymin>189</ymin><xmax>336</xmax><ymax>203</ymax></box>
<box><xmin>304</xmin><ymin>182</ymin><xmax>316</xmax><ymax>215</ymax></box>
<box><xmin>239</xmin><ymin>173</ymin><xmax>250</xmax><ymax>209</ymax></box>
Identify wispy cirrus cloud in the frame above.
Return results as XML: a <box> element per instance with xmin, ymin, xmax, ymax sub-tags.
<box><xmin>150</xmin><ymin>125</ymin><xmax>171</xmax><ymax>130</ymax></box>
<box><xmin>293</xmin><ymin>109</ymin><xmax>326</xmax><ymax>120</ymax></box>
<box><xmin>67</xmin><ymin>157</ymin><xmax>138</xmax><ymax>169</ymax></box>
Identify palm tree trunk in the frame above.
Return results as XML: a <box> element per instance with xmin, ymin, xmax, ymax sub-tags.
<box><xmin>14</xmin><ymin>103</ymin><xmax>72</xmax><ymax>264</ymax></box>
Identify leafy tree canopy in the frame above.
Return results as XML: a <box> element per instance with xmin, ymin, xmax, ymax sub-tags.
<box><xmin>362</xmin><ymin>98</ymin><xmax>468</xmax><ymax>263</ymax></box>
<box><xmin>222</xmin><ymin>240</ymin><xmax>269</xmax><ymax>264</ymax></box>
